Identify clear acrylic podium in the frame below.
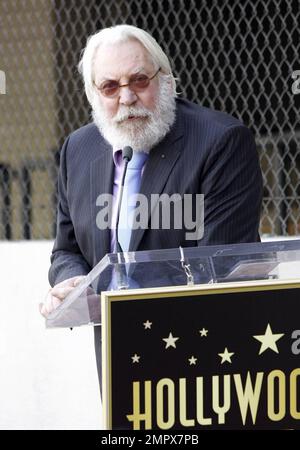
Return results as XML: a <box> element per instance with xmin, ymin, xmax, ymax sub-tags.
<box><xmin>46</xmin><ymin>239</ymin><xmax>300</xmax><ymax>329</ymax></box>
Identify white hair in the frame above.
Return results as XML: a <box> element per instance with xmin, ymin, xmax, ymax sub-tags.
<box><xmin>78</xmin><ymin>24</ymin><xmax>177</xmax><ymax>105</ymax></box>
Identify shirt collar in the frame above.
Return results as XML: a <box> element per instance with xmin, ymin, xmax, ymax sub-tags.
<box><xmin>113</xmin><ymin>148</ymin><xmax>123</xmax><ymax>168</ymax></box>
<box><xmin>113</xmin><ymin>148</ymin><xmax>149</xmax><ymax>167</ymax></box>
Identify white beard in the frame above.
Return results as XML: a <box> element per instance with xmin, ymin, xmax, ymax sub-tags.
<box><xmin>92</xmin><ymin>78</ymin><xmax>176</xmax><ymax>152</ymax></box>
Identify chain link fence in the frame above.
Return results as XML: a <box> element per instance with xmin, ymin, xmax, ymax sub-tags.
<box><xmin>0</xmin><ymin>0</ymin><xmax>299</xmax><ymax>240</ymax></box>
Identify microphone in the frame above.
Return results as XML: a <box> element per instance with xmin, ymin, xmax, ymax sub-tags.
<box><xmin>122</xmin><ymin>145</ymin><xmax>133</xmax><ymax>163</ymax></box>
<box><xmin>115</xmin><ymin>146</ymin><xmax>133</xmax><ymax>253</ymax></box>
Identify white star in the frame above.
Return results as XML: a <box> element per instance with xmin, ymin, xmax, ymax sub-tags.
<box><xmin>131</xmin><ymin>354</ymin><xmax>140</xmax><ymax>363</ymax></box>
<box><xmin>253</xmin><ymin>324</ymin><xmax>284</xmax><ymax>355</ymax></box>
<box><xmin>218</xmin><ymin>347</ymin><xmax>235</xmax><ymax>364</ymax></box>
<box><xmin>163</xmin><ymin>332</ymin><xmax>179</xmax><ymax>349</ymax></box>
<box><xmin>188</xmin><ymin>356</ymin><xmax>197</xmax><ymax>365</ymax></box>
<box><xmin>199</xmin><ymin>328</ymin><xmax>208</xmax><ymax>337</ymax></box>
<box><xmin>143</xmin><ymin>320</ymin><xmax>152</xmax><ymax>329</ymax></box>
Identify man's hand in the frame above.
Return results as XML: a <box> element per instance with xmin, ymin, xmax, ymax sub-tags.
<box><xmin>39</xmin><ymin>276</ymin><xmax>86</xmax><ymax>318</ymax></box>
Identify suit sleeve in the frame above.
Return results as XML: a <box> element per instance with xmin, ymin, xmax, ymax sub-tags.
<box><xmin>198</xmin><ymin>125</ymin><xmax>263</xmax><ymax>245</ymax></box>
<box><xmin>48</xmin><ymin>137</ymin><xmax>91</xmax><ymax>286</ymax></box>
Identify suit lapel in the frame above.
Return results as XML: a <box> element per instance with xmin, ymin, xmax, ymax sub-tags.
<box><xmin>90</xmin><ymin>144</ymin><xmax>114</xmax><ymax>264</ymax></box>
<box><xmin>129</xmin><ymin>113</ymin><xmax>184</xmax><ymax>252</ymax></box>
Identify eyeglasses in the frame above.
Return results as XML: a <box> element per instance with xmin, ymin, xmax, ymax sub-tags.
<box><xmin>94</xmin><ymin>67</ymin><xmax>161</xmax><ymax>98</ymax></box>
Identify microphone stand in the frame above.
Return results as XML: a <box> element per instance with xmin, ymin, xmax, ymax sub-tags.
<box><xmin>113</xmin><ymin>146</ymin><xmax>133</xmax><ymax>290</ymax></box>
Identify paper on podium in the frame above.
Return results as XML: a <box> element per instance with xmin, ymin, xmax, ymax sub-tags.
<box><xmin>224</xmin><ymin>259</ymin><xmax>279</xmax><ymax>281</ymax></box>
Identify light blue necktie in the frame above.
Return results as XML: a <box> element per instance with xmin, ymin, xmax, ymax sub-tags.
<box><xmin>118</xmin><ymin>151</ymin><xmax>148</xmax><ymax>252</ymax></box>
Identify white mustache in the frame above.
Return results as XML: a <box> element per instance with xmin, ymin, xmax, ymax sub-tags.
<box><xmin>113</xmin><ymin>108</ymin><xmax>151</xmax><ymax>124</ymax></box>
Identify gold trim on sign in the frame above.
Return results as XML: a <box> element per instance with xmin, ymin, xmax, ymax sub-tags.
<box><xmin>103</xmin><ymin>278</ymin><xmax>300</xmax><ymax>303</ymax></box>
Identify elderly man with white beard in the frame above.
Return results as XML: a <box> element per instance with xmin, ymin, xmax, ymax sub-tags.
<box><xmin>40</xmin><ymin>25</ymin><xmax>262</xmax><ymax>389</ymax></box>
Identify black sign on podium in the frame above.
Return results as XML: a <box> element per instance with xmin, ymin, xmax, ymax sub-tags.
<box><xmin>46</xmin><ymin>240</ymin><xmax>300</xmax><ymax>430</ymax></box>
<box><xmin>101</xmin><ymin>281</ymin><xmax>300</xmax><ymax>430</ymax></box>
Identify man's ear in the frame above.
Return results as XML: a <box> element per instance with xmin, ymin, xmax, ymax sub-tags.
<box><xmin>166</xmin><ymin>76</ymin><xmax>175</xmax><ymax>95</ymax></box>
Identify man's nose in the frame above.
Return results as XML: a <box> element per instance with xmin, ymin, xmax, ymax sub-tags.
<box><xmin>119</xmin><ymin>86</ymin><xmax>137</xmax><ymax>105</ymax></box>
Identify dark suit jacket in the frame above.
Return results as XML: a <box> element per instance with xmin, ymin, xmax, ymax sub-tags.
<box><xmin>49</xmin><ymin>98</ymin><xmax>262</xmax><ymax>285</ymax></box>
<box><xmin>49</xmin><ymin>98</ymin><xmax>263</xmax><ymax>386</ymax></box>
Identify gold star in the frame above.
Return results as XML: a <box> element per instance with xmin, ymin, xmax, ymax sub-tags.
<box><xmin>218</xmin><ymin>347</ymin><xmax>234</xmax><ymax>364</ymax></box>
<box><xmin>143</xmin><ymin>320</ymin><xmax>152</xmax><ymax>329</ymax></box>
<box><xmin>131</xmin><ymin>354</ymin><xmax>140</xmax><ymax>363</ymax></box>
<box><xmin>253</xmin><ymin>324</ymin><xmax>284</xmax><ymax>355</ymax></box>
<box><xmin>188</xmin><ymin>356</ymin><xmax>197</xmax><ymax>365</ymax></box>
<box><xmin>163</xmin><ymin>332</ymin><xmax>179</xmax><ymax>349</ymax></box>
<box><xmin>199</xmin><ymin>328</ymin><xmax>208</xmax><ymax>337</ymax></box>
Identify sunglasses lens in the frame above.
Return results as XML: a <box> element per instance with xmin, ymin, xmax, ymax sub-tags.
<box><xmin>100</xmin><ymin>81</ymin><xmax>119</xmax><ymax>97</ymax></box>
<box><xmin>130</xmin><ymin>75</ymin><xmax>150</xmax><ymax>90</ymax></box>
